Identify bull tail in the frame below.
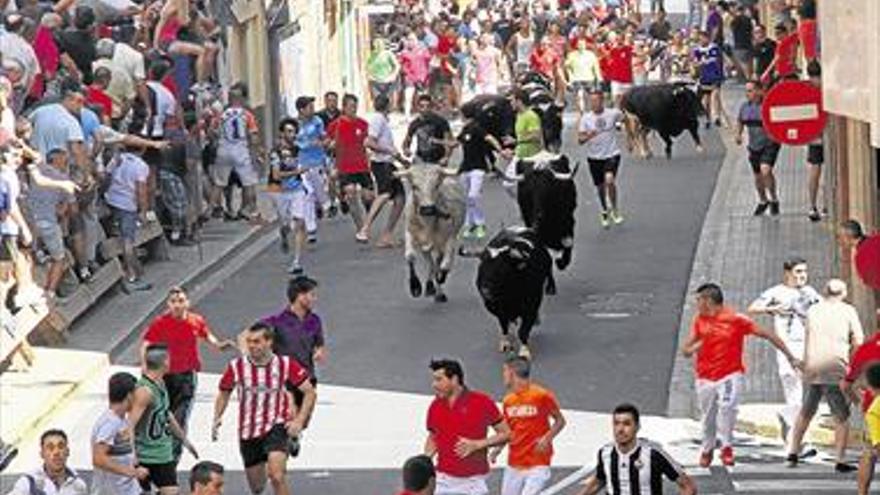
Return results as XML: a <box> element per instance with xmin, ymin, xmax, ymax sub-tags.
<box><xmin>458</xmin><ymin>246</ymin><xmax>484</xmax><ymax>258</ymax></box>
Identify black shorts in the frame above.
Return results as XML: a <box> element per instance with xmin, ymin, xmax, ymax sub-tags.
<box><xmin>587</xmin><ymin>156</ymin><xmax>621</xmax><ymax>186</ymax></box>
<box><xmin>748</xmin><ymin>143</ymin><xmax>781</xmax><ymax>173</ymax></box>
<box><xmin>239</xmin><ymin>424</ymin><xmax>289</xmax><ymax>468</ymax></box>
<box><xmin>807</xmin><ymin>143</ymin><xmax>824</xmax><ymax>165</ymax></box>
<box><xmin>138</xmin><ymin>461</ymin><xmax>178</xmax><ymax>490</ymax></box>
<box><xmin>339</xmin><ymin>171</ymin><xmax>374</xmax><ymax>190</ymax></box>
<box><xmin>371</xmin><ymin>161</ymin><xmax>405</xmax><ymax>199</ymax></box>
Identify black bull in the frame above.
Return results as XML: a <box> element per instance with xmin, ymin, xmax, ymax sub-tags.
<box><xmin>620</xmin><ymin>83</ymin><xmax>704</xmax><ymax>159</ymax></box>
<box><xmin>471</xmin><ymin>227</ymin><xmax>554</xmax><ymax>357</ymax></box>
<box><xmin>509</xmin><ymin>153</ymin><xmax>579</xmax><ymax>279</ymax></box>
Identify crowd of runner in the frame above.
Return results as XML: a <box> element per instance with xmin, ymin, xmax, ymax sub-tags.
<box><xmin>6</xmin><ymin>0</ymin><xmax>880</xmax><ymax>495</ymax></box>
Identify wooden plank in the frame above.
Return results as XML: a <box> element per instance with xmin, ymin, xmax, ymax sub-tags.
<box><xmin>1</xmin><ymin>304</ymin><xmax>49</xmax><ymax>364</ymax></box>
<box><xmin>33</xmin><ymin>258</ymin><xmax>123</xmax><ymax>339</ymax></box>
<box><xmin>98</xmin><ymin>220</ymin><xmax>164</xmax><ymax>261</ymax></box>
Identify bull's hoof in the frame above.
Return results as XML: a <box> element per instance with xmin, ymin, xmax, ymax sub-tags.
<box><xmin>436</xmin><ymin>270</ymin><xmax>448</xmax><ymax>285</ymax></box>
<box><xmin>535</xmin><ymin>315</ymin><xmax>541</xmax><ymax>326</ymax></box>
<box><xmin>518</xmin><ymin>345</ymin><xmax>532</xmax><ymax>360</ymax></box>
<box><xmin>665</xmin><ymin>150</ymin><xmax>673</xmax><ymax>160</ymax></box>
<box><xmin>499</xmin><ymin>337</ymin><xmax>513</xmax><ymax>353</ymax></box>
<box><xmin>409</xmin><ymin>277</ymin><xmax>422</xmax><ymax>298</ymax></box>
<box><xmin>425</xmin><ymin>280</ymin><xmax>436</xmax><ymax>297</ymax></box>
<box><xmin>545</xmin><ymin>282</ymin><xmax>557</xmax><ymax>295</ymax></box>
<box><xmin>434</xmin><ymin>292</ymin><xmax>448</xmax><ymax>303</ymax></box>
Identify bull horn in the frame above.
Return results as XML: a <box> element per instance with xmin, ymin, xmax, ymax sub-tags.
<box><xmin>457</xmin><ymin>245</ymin><xmax>485</xmax><ymax>258</ymax></box>
<box><xmin>551</xmin><ymin>161</ymin><xmax>580</xmax><ymax>180</ymax></box>
<box><xmin>441</xmin><ymin>166</ymin><xmax>459</xmax><ymax>176</ymax></box>
<box><xmin>393</xmin><ymin>167</ymin><xmax>412</xmax><ymax>178</ymax></box>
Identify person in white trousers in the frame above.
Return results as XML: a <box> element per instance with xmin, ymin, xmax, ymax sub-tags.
<box><xmin>682</xmin><ymin>283</ymin><xmax>801</xmax><ymax>467</ymax></box>
<box><xmin>748</xmin><ymin>257</ymin><xmax>820</xmax><ymax>449</ymax></box>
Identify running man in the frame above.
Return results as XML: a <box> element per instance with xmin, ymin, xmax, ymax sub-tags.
<box><xmin>492</xmin><ymin>356</ymin><xmax>566</xmax><ymax>495</ymax></box>
<box><xmin>213</xmin><ymin>322</ymin><xmax>317</xmax><ymax>495</ymax></box>
<box><xmin>735</xmin><ymin>80</ymin><xmax>781</xmax><ymax>216</ymax></box>
<box><xmin>269</xmin><ymin>118</ymin><xmax>310</xmax><ymax>273</ymax></box>
<box><xmin>504</xmin><ymin>88</ymin><xmax>543</xmax><ymax>198</ymax></box>
<box><xmin>748</xmin><ymin>258</ymin><xmax>820</xmax><ymax>447</ymax></box>
<box><xmin>91</xmin><ymin>372</ymin><xmax>148</xmax><ymax>495</ymax></box>
<box><xmin>402</xmin><ymin>94</ymin><xmax>453</xmax><ymax>166</ymax></box>
<box><xmin>141</xmin><ymin>286</ymin><xmax>236</xmax><ymax>460</ymax></box>
<box><xmin>578</xmin><ymin>89</ymin><xmax>625</xmax><ymax>229</ymax></box>
<box><xmin>295</xmin><ymin>96</ymin><xmax>329</xmax><ymax>242</ymax></box>
<box><xmin>576</xmin><ymin>404</ymin><xmax>697</xmax><ymax>495</ymax></box>
<box><xmin>682</xmin><ymin>283</ymin><xmax>801</xmax><ymax>467</ymax></box>
<box><xmin>456</xmin><ymin>111</ymin><xmax>501</xmax><ymax>239</ymax></box>
<box><xmin>129</xmin><ymin>344</ymin><xmax>200</xmax><ymax>495</ymax></box>
<box><xmin>327</xmin><ymin>94</ymin><xmax>374</xmax><ymax>236</ymax></box>
<box><xmin>805</xmin><ymin>60</ymin><xmax>823</xmax><ymax>222</ymax></box>
<box><xmin>425</xmin><ymin>358</ymin><xmax>511</xmax><ymax>495</ymax></box>
<box><xmin>358</xmin><ymin>94</ymin><xmax>408</xmax><ymax>247</ymax></box>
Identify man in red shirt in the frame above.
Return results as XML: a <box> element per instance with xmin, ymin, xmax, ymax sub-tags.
<box><xmin>142</xmin><ymin>286</ymin><xmax>236</xmax><ymax>461</ymax></box>
<box><xmin>397</xmin><ymin>454</ymin><xmax>436</xmax><ymax>495</ymax></box>
<box><xmin>424</xmin><ymin>359</ymin><xmax>510</xmax><ymax>495</ymax></box>
<box><xmin>326</xmin><ymin>94</ymin><xmax>375</xmax><ymax>235</ymax></box>
<box><xmin>601</xmin><ymin>32</ymin><xmax>633</xmax><ymax>106</ymax></box>
<box><xmin>681</xmin><ymin>283</ymin><xmax>800</xmax><ymax>467</ymax></box>
<box><xmin>761</xmin><ymin>23</ymin><xmax>799</xmax><ymax>84</ymax></box>
<box><xmin>86</xmin><ymin>67</ymin><xmax>114</xmax><ymax>123</ymax></box>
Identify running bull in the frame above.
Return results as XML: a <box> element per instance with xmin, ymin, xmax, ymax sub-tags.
<box><xmin>620</xmin><ymin>83</ymin><xmax>704</xmax><ymax>159</ymax></box>
<box><xmin>461</xmin><ymin>87</ymin><xmax>563</xmax><ymax>154</ymax></box>
<box><xmin>507</xmin><ymin>151</ymin><xmax>579</xmax><ymax>278</ymax></box>
<box><xmin>394</xmin><ymin>165</ymin><xmax>466</xmax><ymax>303</ymax></box>
<box><xmin>466</xmin><ymin>226</ymin><xmax>554</xmax><ymax>360</ymax></box>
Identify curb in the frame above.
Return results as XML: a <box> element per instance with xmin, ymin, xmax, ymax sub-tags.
<box><xmin>104</xmin><ymin>221</ymin><xmax>277</xmax><ymax>361</ymax></box>
<box><xmin>7</xmin><ymin>351</ymin><xmax>109</xmax><ymax>449</ymax></box>
<box><xmin>667</xmin><ymin>125</ymin><xmax>744</xmax><ymax>418</ymax></box>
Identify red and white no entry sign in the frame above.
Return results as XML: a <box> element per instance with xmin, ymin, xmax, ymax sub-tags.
<box><xmin>761</xmin><ymin>80</ymin><xmax>827</xmax><ymax>145</ymax></box>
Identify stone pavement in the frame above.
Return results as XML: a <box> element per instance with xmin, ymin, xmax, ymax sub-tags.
<box><xmin>669</xmin><ymin>87</ymin><xmax>842</xmax><ymax>443</ymax></box>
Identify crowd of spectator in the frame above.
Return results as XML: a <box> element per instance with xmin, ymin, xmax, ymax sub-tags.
<box><xmin>0</xmin><ymin>0</ymin><xmax>248</xmax><ymax>323</ymax></box>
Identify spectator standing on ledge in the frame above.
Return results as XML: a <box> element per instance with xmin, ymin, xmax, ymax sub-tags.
<box><xmin>424</xmin><ymin>358</ymin><xmax>511</xmax><ymax>495</ymax></box>
<box><xmin>6</xmin><ymin>429</ymin><xmax>87</xmax><ymax>495</ymax></box>
<box><xmin>142</xmin><ymin>286</ymin><xmax>235</xmax><ymax>461</ymax></box>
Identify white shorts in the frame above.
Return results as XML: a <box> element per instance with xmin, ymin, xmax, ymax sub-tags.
<box><xmin>273</xmin><ymin>189</ymin><xmax>308</xmax><ymax>223</ymax></box>
<box><xmin>611</xmin><ymin>81</ymin><xmax>632</xmax><ymax>99</ymax></box>
<box><xmin>435</xmin><ymin>473</ymin><xmax>489</xmax><ymax>495</ymax></box>
<box><xmin>501</xmin><ymin>466</ymin><xmax>551</xmax><ymax>495</ymax></box>
<box><xmin>213</xmin><ymin>146</ymin><xmax>259</xmax><ymax>187</ymax></box>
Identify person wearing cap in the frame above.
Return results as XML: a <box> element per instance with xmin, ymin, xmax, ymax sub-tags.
<box><xmin>786</xmin><ymin>279</ymin><xmax>863</xmax><ymax>472</ymax></box>
<box><xmin>295</xmin><ymin>95</ymin><xmax>329</xmax><ymax>241</ymax></box>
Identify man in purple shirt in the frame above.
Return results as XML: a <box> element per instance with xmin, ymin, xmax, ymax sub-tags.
<box><xmin>262</xmin><ymin>276</ymin><xmax>326</xmax><ymax>382</ymax></box>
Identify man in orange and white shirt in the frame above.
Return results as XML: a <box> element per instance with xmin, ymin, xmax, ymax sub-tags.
<box><xmin>681</xmin><ymin>283</ymin><xmax>801</xmax><ymax>468</ymax></box>
<box><xmin>492</xmin><ymin>356</ymin><xmax>566</xmax><ymax>495</ymax></box>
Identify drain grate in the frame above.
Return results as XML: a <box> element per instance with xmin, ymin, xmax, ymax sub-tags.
<box><xmin>579</xmin><ymin>292</ymin><xmax>655</xmax><ymax>319</ymax></box>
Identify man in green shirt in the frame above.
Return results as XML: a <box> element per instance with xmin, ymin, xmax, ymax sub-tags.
<box><xmin>511</xmin><ymin>89</ymin><xmax>544</xmax><ymax>159</ymax></box>
<box><xmin>129</xmin><ymin>344</ymin><xmax>199</xmax><ymax>494</ymax></box>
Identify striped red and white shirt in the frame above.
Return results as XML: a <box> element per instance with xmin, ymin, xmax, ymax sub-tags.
<box><xmin>219</xmin><ymin>354</ymin><xmax>309</xmax><ymax>440</ymax></box>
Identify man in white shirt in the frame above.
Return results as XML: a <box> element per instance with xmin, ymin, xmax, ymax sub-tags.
<box><xmin>787</xmin><ymin>279</ymin><xmax>863</xmax><ymax>472</ymax></box>
<box><xmin>748</xmin><ymin>257</ymin><xmax>821</xmax><ymax>449</ymax></box>
<box><xmin>577</xmin><ymin>89</ymin><xmax>624</xmax><ymax>229</ymax></box>
<box><xmin>6</xmin><ymin>429</ymin><xmax>87</xmax><ymax>495</ymax></box>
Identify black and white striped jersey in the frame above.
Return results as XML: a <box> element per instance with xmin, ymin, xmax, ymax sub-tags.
<box><xmin>594</xmin><ymin>438</ymin><xmax>685</xmax><ymax>495</ymax></box>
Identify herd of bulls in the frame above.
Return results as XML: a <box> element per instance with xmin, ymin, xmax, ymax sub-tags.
<box><xmin>393</xmin><ymin>74</ymin><xmax>705</xmax><ymax>359</ymax></box>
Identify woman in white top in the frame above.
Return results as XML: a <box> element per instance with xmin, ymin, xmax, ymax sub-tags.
<box><xmin>506</xmin><ymin>17</ymin><xmax>534</xmax><ymax>77</ymax></box>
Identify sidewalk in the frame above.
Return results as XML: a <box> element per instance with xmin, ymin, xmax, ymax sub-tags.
<box><xmin>668</xmin><ymin>87</ymin><xmax>841</xmax><ymax>444</ymax></box>
<box><xmin>2</xmin><ymin>193</ymin><xmax>277</xmax><ymax>451</ymax></box>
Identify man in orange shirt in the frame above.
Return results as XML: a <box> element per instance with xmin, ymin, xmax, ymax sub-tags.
<box><xmin>491</xmin><ymin>356</ymin><xmax>566</xmax><ymax>495</ymax></box>
<box><xmin>681</xmin><ymin>283</ymin><xmax>801</xmax><ymax>467</ymax></box>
